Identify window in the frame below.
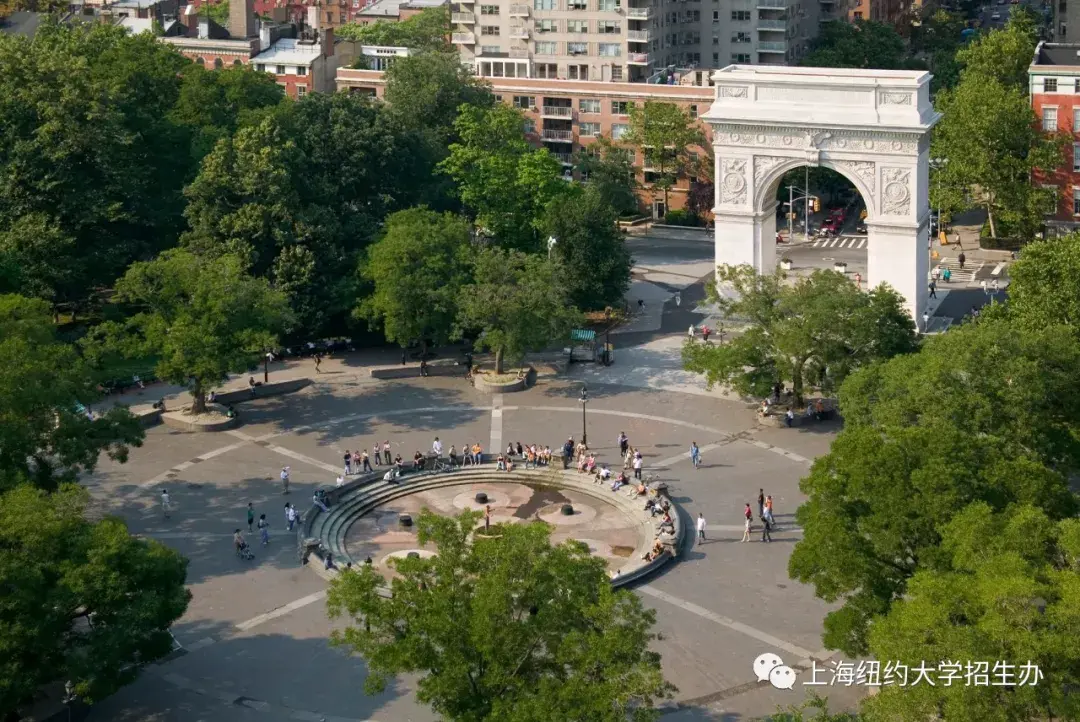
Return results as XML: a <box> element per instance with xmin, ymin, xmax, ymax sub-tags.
<box><xmin>712</xmin><ymin>34</ymin><xmax>719</xmax><ymax>44</ymax></box>
<box><xmin>731</xmin><ymin>9</ymin><xmax>750</xmax><ymax>19</ymax></box>
<box><xmin>1042</xmin><ymin>185</ymin><xmax>1059</xmax><ymax>214</ymax></box>
<box><xmin>255</xmin><ymin>63</ymin><xmax>265</xmax><ymax>72</ymax></box>
<box><xmin>537</xmin><ymin>18</ymin><xmax>557</xmax><ymax>31</ymax></box>
<box><xmin>568</xmin><ymin>64</ymin><xmax>589</xmax><ymax>79</ymax></box>
<box><xmin>1046</xmin><ymin>78</ymin><xmax>1059</xmax><ymax>92</ymax></box>
<box><xmin>297</xmin><ymin>66</ymin><xmax>308</xmax><ymax>75</ymax></box>
<box><xmin>568</xmin><ymin>0</ymin><xmax>587</xmax><ymax>8</ymax></box>
<box><xmin>598</xmin><ymin>0</ymin><xmax>616</xmax><ymax>10</ymax></box>
<box><xmin>480</xmin><ymin>4</ymin><xmax>499</xmax><ymax>12</ymax></box>
<box><xmin>524</xmin><ymin>118</ymin><xmax>536</xmax><ymax>133</ymax></box>
<box><xmin>535</xmin><ymin>63</ymin><xmax>558</xmax><ymax>78</ymax></box>
<box><xmin>713</xmin><ymin>10</ymin><xmax>719</xmax><ymax>20</ymax></box>
<box><xmin>579</xmin><ymin>98</ymin><xmax>601</xmax><ymax>113</ymax></box>
<box><xmin>579</xmin><ymin>121</ymin><xmax>601</xmax><ymax>136</ymax></box>
<box><xmin>599</xmin><ymin>20</ymin><xmax>620</xmax><ymax>33</ymax></box>
<box><xmin>1075</xmin><ymin>78</ymin><xmax>1080</xmax><ymax>92</ymax></box>
<box><xmin>1074</xmin><ymin>109</ymin><xmax>1080</xmax><ymax>132</ymax></box>
<box><xmin>1043</xmin><ymin>106</ymin><xmax>1059</xmax><ymax>131</ymax></box>
<box><xmin>731</xmin><ymin>52</ymin><xmax>750</xmax><ymax>62</ymax></box>
<box><xmin>611</xmin><ymin>65</ymin><xmax>623</xmax><ymax>81</ymax></box>
<box><xmin>567</xmin><ymin>41</ymin><xmax>587</xmax><ymax>54</ymax></box>
<box><xmin>513</xmin><ymin>95</ymin><xmax>535</xmax><ymax>108</ymax></box>
<box><xmin>536</xmin><ymin>41</ymin><xmax>557</xmax><ymax>54</ymax></box>
<box><xmin>689</xmin><ymin>104</ymin><xmax>697</xmax><ymax>118</ymax></box>
<box><xmin>481</xmin><ymin>45</ymin><xmax>501</xmax><ymax>54</ymax></box>
<box><xmin>713</xmin><ymin>52</ymin><xmax>719</xmax><ymax>63</ymax></box>
<box><xmin>482</xmin><ymin>25</ymin><xmax>500</xmax><ymax>34</ymax></box>
<box><xmin>214</xmin><ymin>58</ymin><xmax>224</xmax><ymax>69</ymax></box>
<box><xmin>276</xmin><ymin>65</ymin><xmax>286</xmax><ymax>74</ymax></box>
<box><xmin>568</xmin><ymin>19</ymin><xmax>587</xmax><ymax>32</ymax></box>
<box><xmin>611</xmin><ymin>123</ymin><xmax>629</xmax><ymax>140</ymax></box>
<box><xmin>297</xmin><ymin>85</ymin><xmax>306</xmax><ymax>96</ymax></box>
<box><xmin>195</xmin><ymin>56</ymin><xmax>206</xmax><ymax>66</ymax></box>
<box><xmin>534</xmin><ymin>0</ymin><xmax>555</xmax><ymax>9</ymax></box>
<box><xmin>233</xmin><ymin>59</ymin><xmax>243</xmax><ymax>66</ymax></box>
<box><xmin>599</xmin><ymin>42</ymin><xmax>621</xmax><ymax>56</ymax></box>
<box><xmin>1073</xmin><ymin>142</ymin><xmax>1080</xmax><ymax>171</ymax></box>
<box><xmin>732</xmin><ymin>31</ymin><xmax>751</xmax><ymax>43</ymax></box>
<box><xmin>1074</xmin><ymin>187</ymin><xmax>1080</xmax><ymax>215</ymax></box>
<box><xmin>611</xmin><ymin>100</ymin><xmax>631</xmax><ymax>114</ymax></box>
<box><xmin>853</xmin><ymin>10</ymin><xmax>862</xmax><ymax>18</ymax></box>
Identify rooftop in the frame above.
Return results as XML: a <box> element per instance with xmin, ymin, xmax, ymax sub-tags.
<box><xmin>253</xmin><ymin>36</ymin><xmax>322</xmax><ymax>65</ymax></box>
<box><xmin>356</xmin><ymin>0</ymin><xmax>444</xmax><ymax>17</ymax></box>
<box><xmin>1033</xmin><ymin>42</ymin><xmax>1080</xmax><ymax>67</ymax></box>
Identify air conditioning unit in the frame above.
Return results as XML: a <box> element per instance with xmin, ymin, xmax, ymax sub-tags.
<box><xmin>531</xmin><ymin>106</ymin><xmax>539</xmax><ymax>111</ymax></box>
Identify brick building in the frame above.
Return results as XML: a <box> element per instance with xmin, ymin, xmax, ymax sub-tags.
<box><xmin>337</xmin><ymin>66</ymin><xmax>713</xmax><ymax>216</ymax></box>
<box><xmin>1030</xmin><ymin>41</ymin><xmax>1080</xmax><ymax>233</ymax></box>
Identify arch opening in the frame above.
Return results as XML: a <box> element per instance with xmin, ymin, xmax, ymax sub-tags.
<box><xmin>763</xmin><ymin>165</ymin><xmax>870</xmax><ymax>249</ymax></box>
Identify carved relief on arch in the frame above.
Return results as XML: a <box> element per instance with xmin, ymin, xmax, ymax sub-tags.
<box><xmin>831</xmin><ymin>160</ymin><xmax>876</xmax><ymax>196</ymax></box>
<box><xmin>720</xmin><ymin>159</ymin><xmax>748</xmax><ymax>205</ymax></box>
<box><xmin>881</xmin><ymin>167</ymin><xmax>912</xmax><ymax>216</ymax></box>
<box><xmin>753</xmin><ymin>156</ymin><xmax>787</xmax><ymax>189</ymax></box>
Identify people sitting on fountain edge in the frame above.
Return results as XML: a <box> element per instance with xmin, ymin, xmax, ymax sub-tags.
<box><xmin>594</xmin><ymin>463</ymin><xmax>612</xmax><ymax>485</ymax></box>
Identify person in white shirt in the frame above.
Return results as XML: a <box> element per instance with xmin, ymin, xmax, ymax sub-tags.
<box><xmin>696</xmin><ymin>513</ymin><xmax>706</xmax><ymax>544</ymax></box>
<box><xmin>432</xmin><ymin>437</ymin><xmax>443</xmax><ymax>456</ymax></box>
<box><xmin>280</xmin><ymin>466</ymin><xmax>290</xmax><ymax>495</ymax></box>
<box><xmin>161</xmin><ymin>489</ymin><xmax>171</xmax><ymax>519</ymax></box>
<box><xmin>285</xmin><ymin>503</ymin><xmax>298</xmax><ymax>531</ymax></box>
<box><xmin>336</xmin><ymin>475</ymin><xmax>345</xmax><ymax>487</ymax></box>
<box><xmin>632</xmin><ymin>453</ymin><xmax>643</xmax><ymax>480</ymax></box>
<box><xmin>597</xmin><ymin>464</ymin><xmax>612</xmax><ymax>485</ymax></box>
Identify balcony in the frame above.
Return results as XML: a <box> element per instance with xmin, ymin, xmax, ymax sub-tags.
<box><xmin>452</xmin><ymin>32</ymin><xmax>476</xmax><ymax>44</ymax></box>
<box><xmin>509</xmin><ymin>3</ymin><xmax>530</xmax><ymax>13</ymax></box>
<box><xmin>542</xmin><ymin>105</ymin><xmax>573</xmax><ymax>118</ymax></box>
<box><xmin>628</xmin><ymin>29</ymin><xmax>650</xmax><ymax>41</ymax></box>
<box><xmin>554</xmin><ymin>152</ymin><xmax>574</xmax><ymax>165</ymax></box>
<box><xmin>755</xmin><ymin>0</ymin><xmax>787</xmax><ymax>7</ymax></box>
<box><xmin>626</xmin><ymin>7</ymin><xmax>652</xmax><ymax>18</ymax></box>
<box><xmin>628</xmin><ymin>51</ymin><xmax>650</xmax><ymax>64</ymax></box>
<box><xmin>452</xmin><ymin>11</ymin><xmax>475</xmax><ymax>22</ymax></box>
<box><xmin>757</xmin><ymin>40</ymin><xmax>787</xmax><ymax>51</ymax></box>
<box><xmin>756</xmin><ymin>18</ymin><xmax>786</xmax><ymax>28</ymax></box>
<box><xmin>541</xmin><ymin>129</ymin><xmax>574</xmax><ymax>142</ymax></box>
<box><xmin>509</xmin><ymin>25</ymin><xmax>529</xmax><ymax>38</ymax></box>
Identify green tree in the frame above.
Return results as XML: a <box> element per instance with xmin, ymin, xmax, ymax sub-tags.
<box><xmin>956</xmin><ymin>9</ymin><xmax>1038</xmax><ymax>89</ymax></box>
<box><xmin>326</xmin><ymin>509</ymin><xmax>674</xmax><ymax>722</ymax></box>
<box><xmin>384</xmin><ymin>51</ymin><xmax>493</xmax><ymax>140</ymax></box>
<box><xmin>573</xmin><ymin>136</ymin><xmax>640</xmax><ymax>216</ymax></box>
<box><xmin>456</xmin><ymin>248</ymin><xmax>581</xmax><ymax>374</ymax></box>
<box><xmin>0</xmin><ymin>295</ymin><xmax>143</xmax><ymax>493</ymax></box>
<box><xmin>1006</xmin><ymin>232</ymin><xmax>1080</xmax><ymax>329</ymax></box>
<box><xmin>862</xmin><ymin>503</ymin><xmax>1080</xmax><ymax>722</ymax></box>
<box><xmin>767</xmin><ymin>694</ymin><xmax>861</xmax><ymax>721</ymax></box>
<box><xmin>789</xmin><ymin>318</ymin><xmax>1080</xmax><ymax>656</ymax></box>
<box><xmin>682</xmin><ymin>266</ymin><xmax>917</xmax><ymax>406</ymax></box>
<box><xmin>0</xmin><ymin>22</ymin><xmax>192</xmax><ymax>310</ymax></box>
<box><xmin>356</xmin><ymin>207</ymin><xmax>472</xmax><ymax>358</ymax></box>
<box><xmin>337</xmin><ymin>6</ymin><xmax>450</xmax><ymax>51</ymax></box>
<box><xmin>622</xmin><ymin>100</ymin><xmax>706</xmax><ymax>214</ymax></box>
<box><xmin>203</xmin><ymin>0</ymin><xmax>230</xmax><ymax>27</ymax></box>
<box><xmin>440</xmin><ymin>104</ymin><xmax>567</xmax><ymax>251</ymax></box>
<box><xmin>543</xmin><ymin>186</ymin><xmax>633</xmax><ymax>311</ymax></box>
<box><xmin>910</xmin><ymin>9</ymin><xmax>966</xmax><ymax>56</ymax></box>
<box><xmin>84</xmin><ymin>250</ymin><xmax>292</xmax><ymax>414</ymax></box>
<box><xmin>801</xmin><ymin>20</ymin><xmax>910</xmax><ymax>69</ymax></box>
<box><xmin>0</xmin><ymin>483</ymin><xmax>190</xmax><ymax>716</ymax></box>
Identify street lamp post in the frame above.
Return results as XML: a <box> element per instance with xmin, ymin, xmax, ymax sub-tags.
<box><xmin>547</xmin><ymin>236</ymin><xmax>557</xmax><ymax>260</ymax></box>
<box><xmin>263</xmin><ymin>351</ymin><xmax>271</xmax><ymax>384</ymax></box>
<box><xmin>579</xmin><ymin>384</ymin><xmax>588</xmax><ymax>448</ymax></box>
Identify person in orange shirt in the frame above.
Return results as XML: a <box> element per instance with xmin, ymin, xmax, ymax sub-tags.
<box><xmin>471</xmin><ymin>443</ymin><xmax>483</xmax><ymax>465</ymax></box>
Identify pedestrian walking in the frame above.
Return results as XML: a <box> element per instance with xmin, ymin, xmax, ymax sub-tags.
<box><xmin>343</xmin><ymin>450</ymin><xmax>352</xmax><ymax>475</ymax></box>
<box><xmin>757</xmin><ymin>489</ymin><xmax>765</xmax><ymax>519</ymax></box>
<box><xmin>943</xmin><ymin>267</ymin><xmax>952</xmax><ymax>283</ymax></box>
<box><xmin>246</xmin><ymin>502</ymin><xmax>255</xmax><ymax>532</ymax></box>
<box><xmin>632</xmin><ymin>452</ymin><xmax>643</xmax><ymax>480</ymax></box>
<box><xmin>991</xmin><ymin>278</ymin><xmax>1000</xmax><ymax>294</ymax></box>
<box><xmin>674</xmin><ymin>291</ymin><xmax>682</xmax><ymax>307</ymax></box>
<box><xmin>361</xmin><ymin>449</ymin><xmax>372</xmax><ymax>472</ymax></box>
<box><xmin>764</xmin><ymin>495</ymin><xmax>775</xmax><ymax>530</ymax></box>
<box><xmin>314</xmin><ymin>353</ymin><xmax>322</xmax><ymax>373</ymax></box>
<box><xmin>741</xmin><ymin>515</ymin><xmax>752</xmax><ymax>543</ymax></box>
<box><xmin>744</xmin><ymin>503</ymin><xmax>753</xmax><ymax>522</ymax></box>
<box><xmin>761</xmin><ymin>517</ymin><xmax>772</xmax><ymax>543</ymax></box>
<box><xmin>696</xmin><ymin>513</ymin><xmax>707</xmax><ymax>543</ymax></box>
<box><xmin>285</xmin><ymin>503</ymin><xmax>297</xmax><ymax>532</ymax></box>
<box><xmin>702</xmin><ymin>326</ymin><xmax>711</xmax><ymax>343</ymax></box>
<box><xmin>980</xmin><ymin>279</ymin><xmax>988</xmax><ymax>295</ymax></box>
<box><xmin>161</xmin><ymin>489</ymin><xmax>171</xmax><ymax>519</ymax></box>
<box><xmin>958</xmin><ymin>252</ymin><xmax>966</xmax><ymax>270</ymax></box>
<box><xmin>258</xmin><ymin>514</ymin><xmax>270</xmax><ymax>545</ymax></box>
<box><xmin>280</xmin><ymin>466</ymin><xmax>290</xmax><ymax>495</ymax></box>
<box><xmin>929</xmin><ymin>280</ymin><xmax>937</xmax><ymax>299</ymax></box>
<box><xmin>637</xmin><ymin>299</ymin><xmax>645</xmax><ymax>313</ymax></box>
<box><xmin>922</xmin><ymin>312</ymin><xmax>930</xmax><ymax>333</ymax></box>
<box><xmin>690</xmin><ymin>441</ymin><xmax>701</xmax><ymax>469</ymax></box>
<box><xmin>618</xmin><ymin>432</ymin><xmax>629</xmax><ymax>457</ymax></box>
<box><xmin>382</xmin><ymin>441</ymin><xmax>391</xmax><ymax>465</ymax></box>
<box><xmin>373</xmin><ymin>442</ymin><xmax>382</xmax><ymax>466</ymax></box>
<box><xmin>563</xmin><ymin>438</ymin><xmax>574</xmax><ymax>470</ymax></box>
<box><xmin>688</xmin><ymin>324</ymin><xmax>696</xmax><ymax>341</ymax></box>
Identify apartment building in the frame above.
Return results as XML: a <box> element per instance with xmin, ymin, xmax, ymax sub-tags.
<box><xmin>847</xmin><ymin>0</ymin><xmax>905</xmax><ymax>23</ymax></box>
<box><xmin>1054</xmin><ymin>0</ymin><xmax>1074</xmax><ymax>40</ymax></box>
<box><xmin>337</xmin><ymin>66</ymin><xmax>713</xmax><ymax>215</ymax></box>
<box><xmin>1030</xmin><ymin>41</ymin><xmax>1080</xmax><ymax>233</ymax></box>
<box><xmin>449</xmin><ymin>0</ymin><xmax>848</xmax><ymax>82</ymax></box>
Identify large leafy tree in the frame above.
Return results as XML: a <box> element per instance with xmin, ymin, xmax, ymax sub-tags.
<box><xmin>543</xmin><ymin>186</ymin><xmax>633</xmax><ymax>311</ymax></box>
<box><xmin>0</xmin><ymin>22</ymin><xmax>191</xmax><ymax>309</ymax></box>
<box><xmin>456</xmin><ymin>248</ymin><xmax>581</xmax><ymax>374</ymax></box>
<box><xmin>574</xmin><ymin>136</ymin><xmax>640</xmax><ymax>217</ymax></box>
<box><xmin>327</xmin><ymin>509</ymin><xmax>674</xmax><ymax>722</ymax></box>
<box><xmin>84</xmin><ymin>250</ymin><xmax>292</xmax><ymax>414</ymax></box>
<box><xmin>0</xmin><ymin>483</ymin><xmax>190</xmax><ymax>716</ymax></box>
<box><xmin>337</xmin><ymin>6</ymin><xmax>450</xmax><ymax>51</ymax></box>
<box><xmin>357</xmin><ymin>207</ymin><xmax>472</xmax><ymax>357</ymax></box>
<box><xmin>439</xmin><ymin>104</ymin><xmax>568</xmax><ymax>251</ymax></box>
<box><xmin>182</xmin><ymin>93</ymin><xmax>425</xmax><ymax>332</ymax></box>
<box><xmin>789</xmin><ymin>319</ymin><xmax>1080</xmax><ymax>656</ymax></box>
<box><xmin>1004</xmin><ymin>232</ymin><xmax>1080</xmax><ymax>329</ymax></box>
<box><xmin>863</xmin><ymin>503</ymin><xmax>1080</xmax><ymax>722</ymax></box>
<box><xmin>956</xmin><ymin>8</ymin><xmax>1038</xmax><ymax>89</ymax></box>
<box><xmin>0</xmin><ymin>295</ymin><xmax>143</xmax><ymax>493</ymax></box>
<box><xmin>622</xmin><ymin>101</ymin><xmax>706</xmax><ymax>214</ymax></box>
<box><xmin>682</xmin><ymin>266</ymin><xmax>917</xmax><ymax>405</ymax></box>
<box><xmin>800</xmin><ymin>20</ymin><xmax>912</xmax><ymax>70</ymax></box>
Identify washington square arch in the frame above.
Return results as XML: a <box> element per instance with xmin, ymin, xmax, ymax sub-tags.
<box><xmin>702</xmin><ymin>65</ymin><xmax>941</xmax><ymax>322</ymax></box>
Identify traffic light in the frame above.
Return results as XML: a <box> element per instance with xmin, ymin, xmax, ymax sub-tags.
<box><xmin>812</xmin><ymin>198</ymin><xmax>821</xmax><ymax>213</ymax></box>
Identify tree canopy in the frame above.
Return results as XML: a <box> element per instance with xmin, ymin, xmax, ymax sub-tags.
<box><xmin>456</xmin><ymin>248</ymin><xmax>582</xmax><ymax>373</ymax></box>
<box><xmin>337</xmin><ymin>7</ymin><xmax>450</xmax><ymax>51</ymax></box>
<box><xmin>801</xmin><ymin>20</ymin><xmax>912</xmax><ymax>70</ymax></box>
<box><xmin>85</xmin><ymin>250</ymin><xmax>293</xmax><ymax>413</ymax></box>
<box><xmin>0</xmin><ymin>483</ymin><xmax>189</xmax><ymax>716</ymax></box>
<box><xmin>0</xmin><ymin>295</ymin><xmax>143</xmax><ymax>492</ymax></box>
<box><xmin>622</xmin><ymin>101</ymin><xmax>706</xmax><ymax>213</ymax></box>
<box><xmin>683</xmin><ymin>266</ymin><xmax>917</xmax><ymax>405</ymax></box>
<box><xmin>1002</xmin><ymin>232</ymin><xmax>1080</xmax><ymax>330</ymax></box>
<box><xmin>326</xmin><ymin>509</ymin><xmax>674</xmax><ymax>722</ymax></box>
<box><xmin>357</xmin><ymin>207</ymin><xmax>472</xmax><ymax>354</ymax></box>
<box><xmin>574</xmin><ymin>136</ymin><xmax>640</xmax><ymax>217</ymax></box>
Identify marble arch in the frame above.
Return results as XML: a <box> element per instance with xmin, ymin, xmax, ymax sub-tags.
<box><xmin>702</xmin><ymin>65</ymin><xmax>941</xmax><ymax>321</ymax></box>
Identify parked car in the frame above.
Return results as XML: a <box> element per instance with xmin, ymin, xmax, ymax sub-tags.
<box><xmin>991</xmin><ymin>11</ymin><xmax>1001</xmax><ymax>20</ymax></box>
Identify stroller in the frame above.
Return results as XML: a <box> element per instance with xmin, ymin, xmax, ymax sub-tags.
<box><xmin>236</xmin><ymin>542</ymin><xmax>254</xmax><ymax>560</ymax></box>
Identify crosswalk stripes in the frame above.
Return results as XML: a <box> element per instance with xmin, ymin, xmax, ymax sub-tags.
<box><xmin>930</xmin><ymin>257</ymin><xmax>977</xmax><ymax>283</ymax></box>
<box><xmin>810</xmin><ymin>236</ymin><xmax>868</xmax><ymax>249</ymax></box>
